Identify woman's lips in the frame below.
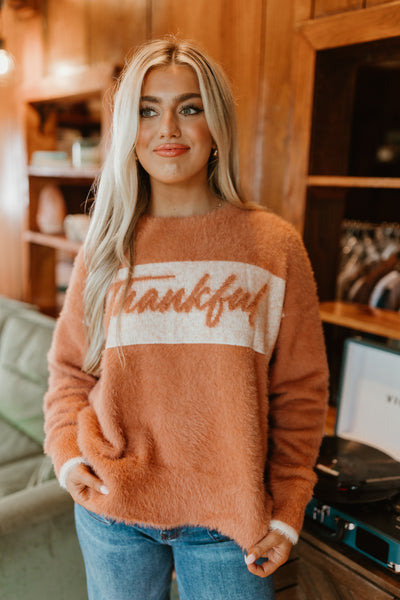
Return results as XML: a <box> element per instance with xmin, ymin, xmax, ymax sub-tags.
<box><xmin>153</xmin><ymin>144</ymin><xmax>190</xmax><ymax>157</ymax></box>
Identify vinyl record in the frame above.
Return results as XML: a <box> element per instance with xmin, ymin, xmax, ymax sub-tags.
<box><xmin>314</xmin><ymin>436</ymin><xmax>400</xmax><ymax>504</ymax></box>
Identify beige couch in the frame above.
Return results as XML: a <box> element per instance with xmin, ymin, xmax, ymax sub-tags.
<box><xmin>0</xmin><ymin>296</ymin><xmax>87</xmax><ymax>600</ymax></box>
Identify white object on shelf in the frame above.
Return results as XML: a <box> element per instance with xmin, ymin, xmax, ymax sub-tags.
<box><xmin>36</xmin><ymin>184</ymin><xmax>66</xmax><ymax>234</ymax></box>
<box><xmin>31</xmin><ymin>150</ymin><xmax>71</xmax><ymax>168</ymax></box>
<box><xmin>64</xmin><ymin>214</ymin><xmax>90</xmax><ymax>242</ymax></box>
<box><xmin>72</xmin><ymin>138</ymin><xmax>101</xmax><ymax>168</ymax></box>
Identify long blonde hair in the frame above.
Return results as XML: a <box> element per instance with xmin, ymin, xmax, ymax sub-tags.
<box><xmin>83</xmin><ymin>37</ymin><xmax>260</xmax><ymax>375</ymax></box>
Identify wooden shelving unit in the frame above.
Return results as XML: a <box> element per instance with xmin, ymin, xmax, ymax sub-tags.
<box><xmin>287</xmin><ymin>8</ymin><xmax>400</xmax><ymax>600</ymax></box>
<box><xmin>23</xmin><ymin>76</ymin><xmax>110</xmax><ymax>313</ymax></box>
<box><xmin>299</xmin><ymin>36</ymin><xmax>400</xmax><ymax>348</ymax></box>
<box><xmin>291</xmin><ymin>21</ymin><xmax>400</xmax><ymax>419</ymax></box>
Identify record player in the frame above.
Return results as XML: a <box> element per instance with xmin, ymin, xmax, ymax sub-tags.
<box><xmin>306</xmin><ymin>338</ymin><xmax>400</xmax><ymax>573</ymax></box>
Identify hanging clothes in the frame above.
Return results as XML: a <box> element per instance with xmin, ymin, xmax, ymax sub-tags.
<box><xmin>336</xmin><ymin>220</ymin><xmax>400</xmax><ymax>311</ymax></box>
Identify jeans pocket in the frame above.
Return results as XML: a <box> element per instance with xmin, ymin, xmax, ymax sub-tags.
<box><xmin>206</xmin><ymin>528</ymin><xmax>232</xmax><ymax>542</ymax></box>
<box><xmin>83</xmin><ymin>506</ymin><xmax>115</xmax><ymax>526</ymax></box>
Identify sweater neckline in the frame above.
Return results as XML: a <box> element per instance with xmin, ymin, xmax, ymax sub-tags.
<box><xmin>139</xmin><ymin>200</ymin><xmax>236</xmax><ymax>225</ymax></box>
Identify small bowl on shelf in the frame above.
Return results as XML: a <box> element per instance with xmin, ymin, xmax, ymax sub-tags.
<box><xmin>64</xmin><ymin>214</ymin><xmax>90</xmax><ymax>243</ymax></box>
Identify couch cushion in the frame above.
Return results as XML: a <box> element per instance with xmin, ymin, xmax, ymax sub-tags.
<box><xmin>0</xmin><ymin>418</ymin><xmax>43</xmax><ymax>467</ymax></box>
<box><xmin>0</xmin><ymin>454</ymin><xmax>55</xmax><ymax>497</ymax></box>
<box><xmin>0</xmin><ymin>310</ymin><xmax>55</xmax><ymax>444</ymax></box>
<box><xmin>0</xmin><ymin>296</ymin><xmax>37</xmax><ymax>333</ymax></box>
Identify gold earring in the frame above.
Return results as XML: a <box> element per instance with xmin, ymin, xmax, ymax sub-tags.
<box><xmin>213</xmin><ymin>148</ymin><xmax>218</xmax><ymax>159</ymax></box>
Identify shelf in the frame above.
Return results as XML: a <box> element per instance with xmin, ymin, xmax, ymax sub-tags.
<box><xmin>297</xmin><ymin>1</ymin><xmax>400</xmax><ymax>52</ymax></box>
<box><xmin>307</xmin><ymin>175</ymin><xmax>400</xmax><ymax>189</ymax></box>
<box><xmin>24</xmin><ymin>231</ymin><xmax>82</xmax><ymax>254</ymax></box>
<box><xmin>320</xmin><ymin>301</ymin><xmax>400</xmax><ymax>340</ymax></box>
<box><xmin>27</xmin><ymin>165</ymin><xmax>100</xmax><ymax>180</ymax></box>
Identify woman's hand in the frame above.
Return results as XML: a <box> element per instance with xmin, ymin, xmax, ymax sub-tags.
<box><xmin>244</xmin><ymin>530</ymin><xmax>293</xmax><ymax>578</ymax></box>
<box><xmin>65</xmin><ymin>463</ymin><xmax>109</xmax><ymax>501</ymax></box>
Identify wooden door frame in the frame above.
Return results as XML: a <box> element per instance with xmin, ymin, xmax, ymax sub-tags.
<box><xmin>286</xmin><ymin>0</ymin><xmax>400</xmax><ymax>233</ymax></box>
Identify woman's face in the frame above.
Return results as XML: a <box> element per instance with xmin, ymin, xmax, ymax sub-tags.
<box><xmin>135</xmin><ymin>64</ymin><xmax>214</xmax><ymax>189</ymax></box>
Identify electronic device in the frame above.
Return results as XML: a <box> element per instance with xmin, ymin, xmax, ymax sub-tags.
<box><xmin>306</xmin><ymin>338</ymin><xmax>400</xmax><ymax>573</ymax></box>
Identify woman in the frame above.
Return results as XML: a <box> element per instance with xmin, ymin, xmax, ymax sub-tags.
<box><xmin>43</xmin><ymin>38</ymin><xmax>329</xmax><ymax>600</ymax></box>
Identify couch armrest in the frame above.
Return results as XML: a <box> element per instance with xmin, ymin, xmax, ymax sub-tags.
<box><xmin>0</xmin><ymin>479</ymin><xmax>73</xmax><ymax>535</ymax></box>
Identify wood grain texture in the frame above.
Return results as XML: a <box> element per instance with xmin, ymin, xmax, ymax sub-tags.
<box><xmin>298</xmin><ymin>1</ymin><xmax>400</xmax><ymax>49</ymax></box>
<box><xmin>300</xmin><ymin>527</ymin><xmax>400</xmax><ymax>598</ymax></box>
<box><xmin>314</xmin><ymin>0</ymin><xmax>363</xmax><ymax>18</ymax></box>
<box><xmin>274</xmin><ymin>555</ymin><xmax>299</xmax><ymax>590</ymax></box>
<box><xmin>320</xmin><ymin>301</ymin><xmax>400</xmax><ymax>339</ymax></box>
<box><xmin>44</xmin><ymin>0</ymin><xmax>89</xmax><ymax>75</ymax></box>
<box><xmin>43</xmin><ymin>0</ymin><xmax>149</xmax><ymax>79</ymax></box>
<box><xmin>366</xmin><ymin>0</ymin><xmax>395</xmax><ymax>5</ymax></box>
<box><xmin>255</xmin><ymin>0</ymin><xmax>298</xmax><ymax>215</ymax></box>
<box><xmin>217</xmin><ymin>0</ymin><xmax>265</xmax><ymax>203</ymax></box>
<box><xmin>276</xmin><ymin>587</ymin><xmax>305</xmax><ymax>599</ymax></box>
<box><xmin>294</xmin><ymin>0</ymin><xmax>314</xmax><ymax>21</ymax></box>
<box><xmin>280</xmin><ymin>31</ymin><xmax>315</xmax><ymax>231</ymax></box>
<box><xmin>303</xmin><ymin>188</ymin><xmax>345</xmax><ymax>300</ymax></box>
<box><xmin>308</xmin><ymin>45</ymin><xmax>358</xmax><ymax>177</ymax></box>
<box><xmin>87</xmin><ymin>0</ymin><xmax>149</xmax><ymax>66</ymax></box>
<box><xmin>0</xmin><ymin>81</ymin><xmax>27</xmax><ymax>300</ymax></box>
<box><xmin>151</xmin><ymin>0</ymin><xmax>224</xmax><ymax>58</ymax></box>
<box><xmin>308</xmin><ymin>175</ymin><xmax>400</xmax><ymax>188</ymax></box>
<box><xmin>24</xmin><ymin>243</ymin><xmax>57</xmax><ymax>309</ymax></box>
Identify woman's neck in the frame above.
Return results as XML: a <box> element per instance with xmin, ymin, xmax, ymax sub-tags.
<box><xmin>147</xmin><ymin>181</ymin><xmax>220</xmax><ymax>218</ymax></box>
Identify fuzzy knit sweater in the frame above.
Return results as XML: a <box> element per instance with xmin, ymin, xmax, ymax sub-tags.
<box><xmin>43</xmin><ymin>202</ymin><xmax>329</xmax><ymax>551</ymax></box>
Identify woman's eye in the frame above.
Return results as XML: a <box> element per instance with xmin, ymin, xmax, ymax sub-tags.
<box><xmin>140</xmin><ymin>106</ymin><xmax>157</xmax><ymax>118</ymax></box>
<box><xmin>180</xmin><ymin>105</ymin><xmax>203</xmax><ymax>116</ymax></box>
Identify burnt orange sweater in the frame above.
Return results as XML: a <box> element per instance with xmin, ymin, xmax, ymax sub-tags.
<box><xmin>43</xmin><ymin>202</ymin><xmax>328</xmax><ymax>551</ymax></box>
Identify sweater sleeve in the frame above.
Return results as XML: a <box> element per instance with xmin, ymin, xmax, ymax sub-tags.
<box><xmin>43</xmin><ymin>247</ymin><xmax>98</xmax><ymax>478</ymax></box>
<box><xmin>266</xmin><ymin>227</ymin><xmax>329</xmax><ymax>536</ymax></box>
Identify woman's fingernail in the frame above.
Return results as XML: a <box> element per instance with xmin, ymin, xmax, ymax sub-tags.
<box><xmin>245</xmin><ymin>553</ymin><xmax>256</xmax><ymax>565</ymax></box>
<box><xmin>100</xmin><ymin>485</ymin><xmax>109</xmax><ymax>495</ymax></box>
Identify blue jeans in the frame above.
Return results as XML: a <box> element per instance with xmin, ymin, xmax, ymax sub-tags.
<box><xmin>74</xmin><ymin>503</ymin><xmax>275</xmax><ymax>600</ymax></box>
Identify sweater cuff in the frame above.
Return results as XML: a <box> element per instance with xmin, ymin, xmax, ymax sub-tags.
<box><xmin>269</xmin><ymin>520</ymin><xmax>299</xmax><ymax>545</ymax></box>
<box><xmin>58</xmin><ymin>456</ymin><xmax>90</xmax><ymax>490</ymax></box>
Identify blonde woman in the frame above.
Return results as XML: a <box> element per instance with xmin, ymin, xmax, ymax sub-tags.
<box><xmin>44</xmin><ymin>38</ymin><xmax>328</xmax><ymax>600</ymax></box>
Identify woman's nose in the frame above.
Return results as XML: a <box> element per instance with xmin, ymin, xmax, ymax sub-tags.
<box><xmin>159</xmin><ymin>110</ymin><xmax>180</xmax><ymax>137</ymax></box>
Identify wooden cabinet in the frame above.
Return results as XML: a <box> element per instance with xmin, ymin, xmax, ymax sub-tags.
<box><xmin>295</xmin><ymin>526</ymin><xmax>400</xmax><ymax>599</ymax></box>
<box><xmin>305</xmin><ymin>35</ymin><xmax>400</xmax><ymax>398</ymax></box>
<box><xmin>286</xmin><ymin>12</ymin><xmax>400</xmax><ymax>595</ymax></box>
<box><xmin>304</xmin><ymin>36</ymin><xmax>400</xmax><ymax>297</ymax></box>
<box><xmin>273</xmin><ymin>525</ymin><xmax>400</xmax><ymax>598</ymax></box>
<box><xmin>22</xmin><ymin>67</ymin><xmax>114</xmax><ymax>313</ymax></box>
<box><xmin>289</xmin><ymin>4</ymin><xmax>400</xmax><ymax>405</ymax></box>
<box><xmin>24</xmin><ymin>168</ymin><xmax>97</xmax><ymax>313</ymax></box>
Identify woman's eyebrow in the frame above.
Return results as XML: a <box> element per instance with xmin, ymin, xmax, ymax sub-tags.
<box><xmin>140</xmin><ymin>92</ymin><xmax>202</xmax><ymax>103</ymax></box>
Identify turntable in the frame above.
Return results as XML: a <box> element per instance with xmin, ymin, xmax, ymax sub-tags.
<box><xmin>306</xmin><ymin>338</ymin><xmax>400</xmax><ymax>573</ymax></box>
